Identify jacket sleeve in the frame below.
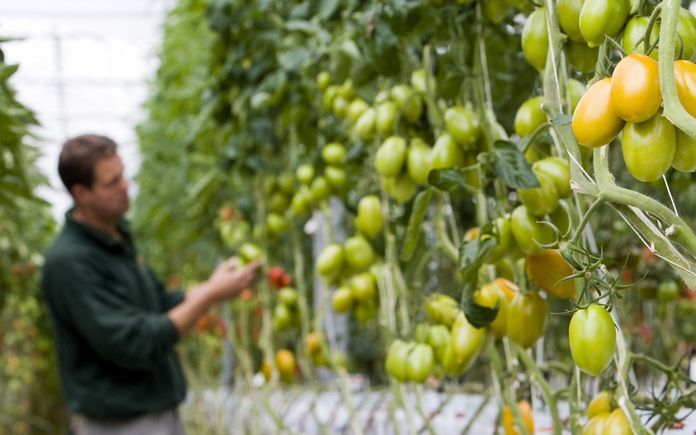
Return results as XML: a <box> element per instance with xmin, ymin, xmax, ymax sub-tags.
<box><xmin>44</xmin><ymin>253</ymin><xmax>180</xmax><ymax>370</ymax></box>
<box><xmin>145</xmin><ymin>266</ymin><xmax>185</xmax><ymax>312</ymax></box>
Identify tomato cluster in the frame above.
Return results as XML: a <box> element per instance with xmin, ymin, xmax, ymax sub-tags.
<box><xmin>582</xmin><ymin>391</ymin><xmax>633</xmax><ymax>434</ymax></box>
<box><xmin>572</xmin><ymin>56</ymin><xmax>696</xmax><ymax>181</ymax></box>
<box><xmin>317</xmin><ymin>233</ymin><xmax>380</xmax><ymax>322</ymax></box>
<box><xmin>384</xmin><ymin>294</ymin><xmax>487</xmax><ymax>383</ymax></box>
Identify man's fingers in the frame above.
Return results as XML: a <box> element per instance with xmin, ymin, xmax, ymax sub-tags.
<box><xmin>244</xmin><ymin>259</ymin><xmax>263</xmax><ymax>273</ymax></box>
<box><xmin>224</xmin><ymin>256</ymin><xmax>240</xmax><ymax>270</ymax></box>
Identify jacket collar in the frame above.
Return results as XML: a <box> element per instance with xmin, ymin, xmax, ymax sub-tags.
<box><xmin>65</xmin><ymin>208</ymin><xmax>133</xmax><ymax>250</ymax></box>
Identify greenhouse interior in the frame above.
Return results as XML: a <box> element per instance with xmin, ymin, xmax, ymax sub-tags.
<box><xmin>1</xmin><ymin>0</ymin><xmax>695</xmax><ymax>434</ymax></box>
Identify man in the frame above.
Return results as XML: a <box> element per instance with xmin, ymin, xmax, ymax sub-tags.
<box><xmin>42</xmin><ymin>134</ymin><xmax>261</xmax><ymax>434</ymax></box>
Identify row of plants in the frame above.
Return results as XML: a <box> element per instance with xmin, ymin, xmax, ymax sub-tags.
<box><xmin>0</xmin><ymin>39</ymin><xmax>63</xmax><ymax>434</ymax></box>
<box><xmin>135</xmin><ymin>0</ymin><xmax>696</xmax><ymax>433</ymax></box>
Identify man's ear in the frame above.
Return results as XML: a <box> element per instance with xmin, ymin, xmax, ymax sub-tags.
<box><xmin>71</xmin><ymin>184</ymin><xmax>88</xmax><ymax>204</ymax></box>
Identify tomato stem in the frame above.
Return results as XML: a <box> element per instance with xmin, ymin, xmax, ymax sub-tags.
<box><xmin>659</xmin><ymin>0</ymin><xmax>696</xmax><ymax>139</ymax></box>
<box><xmin>515</xmin><ymin>344</ymin><xmax>564</xmax><ymax>435</ymax></box>
<box><xmin>568</xmin><ymin>197</ymin><xmax>603</xmax><ymax>247</ymax></box>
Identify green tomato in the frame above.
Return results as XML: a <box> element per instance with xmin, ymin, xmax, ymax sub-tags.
<box><xmin>322</xmin><ymin>85</ymin><xmax>339</xmax><ymax>110</ymax></box>
<box><xmin>621</xmin><ymin>16</ymin><xmax>660</xmax><ymax>60</ymax></box>
<box><xmin>332</xmin><ymin>287</ymin><xmax>354</xmax><ymax>313</ymax></box>
<box><xmin>277</xmin><ymin>171</ymin><xmax>295</xmax><ymax>194</ymax></box>
<box><xmin>316</xmin><ymin>71</ymin><xmax>331</xmax><ymax>91</ymax></box>
<box><xmin>355</xmin><ymin>195</ymin><xmax>383</xmax><ymax>239</ymax></box>
<box><xmin>510</xmin><ymin>206</ymin><xmax>556</xmax><ymax>254</ymax></box>
<box><xmin>566</xmin><ymin>40</ymin><xmax>599</xmax><ymax>73</ymax></box>
<box><xmin>673</xmin><ymin>128</ymin><xmax>696</xmax><ymax>172</ymax></box>
<box><xmin>239</xmin><ymin>242</ymin><xmax>264</xmax><ymax>263</ymax></box>
<box><xmin>355</xmin><ymin>107</ymin><xmax>377</xmax><ymax>141</ymax></box>
<box><xmin>346</xmin><ymin>98</ymin><xmax>369</xmax><ymax>124</ymax></box>
<box><xmin>332</xmin><ymin>95</ymin><xmax>349</xmax><ymax>118</ymax></box>
<box><xmin>427</xmin><ymin>324</ymin><xmax>451</xmax><ymax>363</ymax></box>
<box><xmin>391</xmin><ymin>84</ymin><xmax>423</xmax><ymax>123</ymax></box>
<box><xmin>337</xmin><ymin>80</ymin><xmax>355</xmax><ymax>99</ymax></box>
<box><xmin>514</xmin><ymin>96</ymin><xmax>546</xmax><ymax>137</ymax></box>
<box><xmin>568</xmin><ymin>79</ymin><xmax>586</xmax><ymax>112</ymax></box>
<box><xmin>290</xmin><ymin>186</ymin><xmax>313</xmax><ymax>216</ymax></box>
<box><xmin>278</xmin><ymin>287</ymin><xmax>299</xmax><ymax>308</ymax></box>
<box><xmin>268</xmin><ymin>192</ymin><xmax>289</xmax><ymax>213</ymax></box>
<box><xmin>658</xmin><ymin>280</ymin><xmax>679</xmax><ymax>301</ymax></box>
<box><xmin>353</xmin><ymin>301</ymin><xmax>378</xmax><ymax>324</ymax></box>
<box><xmin>507</xmin><ymin>291</ymin><xmax>548</xmax><ymax>348</ymax></box>
<box><xmin>425</xmin><ymin>293</ymin><xmax>461</xmax><ymax>327</ymax></box>
<box><xmin>431</xmin><ymin>133</ymin><xmax>465</xmax><ymax>170</ymax></box>
<box><xmin>517</xmin><ymin>170</ymin><xmax>559</xmax><ymax>217</ymax></box>
<box><xmin>266</xmin><ymin>213</ymin><xmax>288</xmax><ymax>236</ymax></box>
<box><xmin>344</xmin><ymin>235</ymin><xmax>376</xmax><ymax>271</ymax></box>
<box><xmin>322</xmin><ymin>142</ymin><xmax>347</xmax><ymax>165</ymax></box>
<box><xmin>407</xmin><ymin>138</ymin><xmax>433</xmax><ymax>185</ymax></box>
<box><xmin>350</xmin><ymin>272</ymin><xmax>377</xmax><ymax>303</ymax></box>
<box><xmin>444</xmin><ymin>105</ymin><xmax>481</xmax><ymax>149</ymax></box>
<box><xmin>325</xmin><ymin>166</ymin><xmax>348</xmax><ymax>190</ymax></box>
<box><xmin>450</xmin><ymin>312</ymin><xmax>486</xmax><ymax>368</ymax></box>
<box><xmin>522</xmin><ymin>7</ymin><xmax>549</xmax><ymax>71</ymax></box>
<box><xmin>414</xmin><ymin>323</ymin><xmax>430</xmax><ymax>343</ymax></box>
<box><xmin>534</xmin><ymin>157</ymin><xmax>571</xmax><ymax>198</ymax></box>
<box><xmin>622</xmin><ymin>113</ymin><xmax>676</xmax><ymax>182</ymax></box>
<box><xmin>406</xmin><ymin>344</ymin><xmax>435</xmax><ymax>383</ymax></box>
<box><xmin>410</xmin><ymin>69</ymin><xmax>428</xmax><ymax>94</ymax></box>
<box><xmin>375</xmin><ymin>136</ymin><xmax>408</xmax><ymax>177</ymax></box>
<box><xmin>483</xmin><ymin>0</ymin><xmax>510</xmax><ymax>24</ymax></box>
<box><xmin>676</xmin><ymin>8</ymin><xmax>696</xmax><ymax>60</ymax></box>
<box><xmin>603</xmin><ymin>409</ymin><xmax>632</xmax><ymax>435</ymax></box>
<box><xmin>310</xmin><ymin>176</ymin><xmax>332</xmax><ymax>202</ymax></box>
<box><xmin>296</xmin><ymin>164</ymin><xmax>315</xmax><ymax>185</ymax></box>
<box><xmin>485</xmin><ymin>215</ymin><xmax>513</xmax><ymax>262</ymax></box>
<box><xmin>382</xmin><ymin>175</ymin><xmax>417</xmax><ymax>204</ymax></box>
<box><xmin>569</xmin><ymin>304</ymin><xmax>616</xmax><ymax>376</ymax></box>
<box><xmin>579</xmin><ymin>0</ymin><xmax>630</xmax><ymax>48</ymax></box>
<box><xmin>316</xmin><ymin>243</ymin><xmax>344</xmax><ymax>277</ymax></box>
<box><xmin>272</xmin><ymin>303</ymin><xmax>294</xmax><ymax>331</ymax></box>
<box><xmin>376</xmin><ymin>101</ymin><xmax>398</xmax><ymax>136</ymax></box>
<box><xmin>385</xmin><ymin>340</ymin><xmax>412</xmax><ymax>381</ymax></box>
<box><xmin>558</xmin><ymin>0</ymin><xmax>584</xmax><ymax>41</ymax></box>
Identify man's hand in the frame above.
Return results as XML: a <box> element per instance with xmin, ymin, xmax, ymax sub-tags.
<box><xmin>207</xmin><ymin>258</ymin><xmax>262</xmax><ymax>302</ymax></box>
<box><xmin>168</xmin><ymin>258</ymin><xmax>262</xmax><ymax>337</ymax></box>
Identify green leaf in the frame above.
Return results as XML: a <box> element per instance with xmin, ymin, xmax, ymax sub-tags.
<box><xmin>427</xmin><ymin>168</ymin><xmax>477</xmax><ymax>194</ymax></box>
<box><xmin>458</xmin><ymin>237</ymin><xmax>499</xmax><ymax>328</ymax></box>
<box><xmin>400</xmin><ymin>189</ymin><xmax>432</xmax><ymax>261</ymax></box>
<box><xmin>461</xmin><ymin>272</ymin><xmax>499</xmax><ymax>328</ymax></box>
<box><xmin>318</xmin><ymin>0</ymin><xmax>340</xmax><ymax>19</ymax></box>
<box><xmin>493</xmin><ymin>140</ymin><xmax>539</xmax><ymax>189</ymax></box>
<box><xmin>0</xmin><ymin>64</ymin><xmax>19</xmax><ymax>82</ymax></box>
<box><xmin>458</xmin><ymin>236</ymin><xmax>496</xmax><ymax>276</ymax></box>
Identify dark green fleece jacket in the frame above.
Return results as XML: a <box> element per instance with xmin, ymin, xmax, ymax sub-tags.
<box><xmin>41</xmin><ymin>210</ymin><xmax>186</xmax><ymax>420</ymax></box>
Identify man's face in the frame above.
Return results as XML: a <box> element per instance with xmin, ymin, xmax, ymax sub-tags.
<box><xmin>77</xmin><ymin>154</ymin><xmax>130</xmax><ymax>220</ymax></box>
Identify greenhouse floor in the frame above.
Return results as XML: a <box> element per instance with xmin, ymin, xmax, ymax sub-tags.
<box><xmin>184</xmin><ymin>382</ymin><xmax>696</xmax><ymax>434</ymax></box>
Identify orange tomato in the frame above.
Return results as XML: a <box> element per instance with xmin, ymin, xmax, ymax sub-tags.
<box><xmin>526</xmin><ymin>249</ymin><xmax>577</xmax><ymax>299</ymax></box>
<box><xmin>572</xmin><ymin>78</ymin><xmax>626</xmax><ymax>148</ymax></box>
<box><xmin>503</xmin><ymin>400</ymin><xmax>535</xmax><ymax>435</ymax></box>
<box><xmin>675</xmin><ymin>60</ymin><xmax>696</xmax><ymax>118</ymax></box>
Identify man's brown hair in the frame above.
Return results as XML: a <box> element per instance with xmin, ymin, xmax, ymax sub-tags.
<box><xmin>58</xmin><ymin>134</ymin><xmax>118</xmax><ymax>194</ymax></box>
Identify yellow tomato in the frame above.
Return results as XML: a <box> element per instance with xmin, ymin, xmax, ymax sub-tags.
<box><xmin>610</xmin><ymin>54</ymin><xmax>662</xmax><ymax>122</ymax></box>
